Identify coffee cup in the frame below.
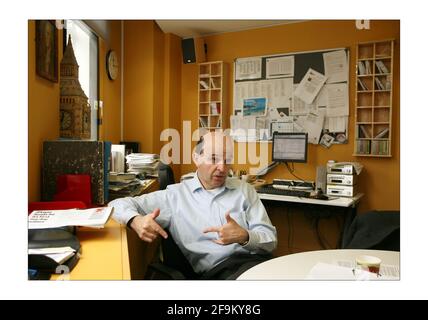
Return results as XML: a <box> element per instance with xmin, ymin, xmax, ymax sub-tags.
<box><xmin>355</xmin><ymin>255</ymin><xmax>382</xmax><ymax>275</ymax></box>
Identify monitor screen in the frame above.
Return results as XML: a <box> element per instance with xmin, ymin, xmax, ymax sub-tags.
<box><xmin>272</xmin><ymin>132</ymin><xmax>308</xmax><ymax>163</ymax></box>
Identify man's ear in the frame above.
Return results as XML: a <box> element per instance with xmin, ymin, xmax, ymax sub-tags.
<box><xmin>192</xmin><ymin>152</ymin><xmax>201</xmax><ymax>166</ymax></box>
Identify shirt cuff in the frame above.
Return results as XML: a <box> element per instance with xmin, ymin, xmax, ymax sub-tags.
<box><xmin>124</xmin><ymin>212</ymin><xmax>140</xmax><ymax>227</ymax></box>
<box><xmin>241</xmin><ymin>230</ymin><xmax>259</xmax><ymax>251</ymax></box>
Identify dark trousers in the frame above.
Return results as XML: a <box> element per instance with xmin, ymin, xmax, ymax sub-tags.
<box><xmin>200</xmin><ymin>254</ymin><xmax>272</xmax><ymax>280</ymax></box>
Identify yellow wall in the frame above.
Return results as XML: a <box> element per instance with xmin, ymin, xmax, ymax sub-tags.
<box><xmin>123</xmin><ymin>21</ymin><xmax>182</xmax><ymax>180</ymax></box>
<box><xmin>180</xmin><ymin>20</ymin><xmax>400</xmax><ymax>212</ymax></box>
<box><xmin>28</xmin><ymin>20</ymin><xmax>122</xmax><ymax>202</ymax></box>
<box><xmin>29</xmin><ymin>20</ymin><xmax>400</xmax><ymax>212</ymax></box>
<box><xmin>99</xmin><ymin>20</ymin><xmax>122</xmax><ymax>144</ymax></box>
<box><xmin>28</xmin><ymin>20</ymin><xmax>62</xmax><ymax>202</ymax></box>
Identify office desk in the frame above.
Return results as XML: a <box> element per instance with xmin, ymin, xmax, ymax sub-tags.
<box><xmin>51</xmin><ymin>219</ymin><xmax>130</xmax><ymax>280</ymax></box>
<box><xmin>258</xmin><ymin>192</ymin><xmax>363</xmax><ymax>249</ymax></box>
<box><xmin>50</xmin><ymin>179</ymin><xmax>159</xmax><ymax>280</ymax></box>
<box><xmin>237</xmin><ymin>249</ymin><xmax>399</xmax><ymax>280</ymax></box>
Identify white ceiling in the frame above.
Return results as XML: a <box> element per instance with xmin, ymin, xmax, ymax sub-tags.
<box><xmin>155</xmin><ymin>20</ymin><xmax>303</xmax><ymax>38</ymax></box>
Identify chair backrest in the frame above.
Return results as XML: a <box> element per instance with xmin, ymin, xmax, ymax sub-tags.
<box><xmin>156</xmin><ymin>163</ymin><xmax>198</xmax><ymax>278</ymax></box>
<box><xmin>158</xmin><ymin>163</ymin><xmax>175</xmax><ymax>190</ymax></box>
<box><xmin>342</xmin><ymin>210</ymin><xmax>400</xmax><ymax>251</ymax></box>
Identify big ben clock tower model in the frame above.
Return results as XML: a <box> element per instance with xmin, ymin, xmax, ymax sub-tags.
<box><xmin>59</xmin><ymin>35</ymin><xmax>91</xmax><ymax>139</ymax></box>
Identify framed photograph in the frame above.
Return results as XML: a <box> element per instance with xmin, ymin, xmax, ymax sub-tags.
<box><xmin>242</xmin><ymin>97</ymin><xmax>267</xmax><ymax>117</ymax></box>
<box><xmin>36</xmin><ymin>20</ymin><xmax>58</xmax><ymax>82</ymax></box>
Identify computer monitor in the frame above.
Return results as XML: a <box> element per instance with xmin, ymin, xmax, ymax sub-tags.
<box><xmin>272</xmin><ymin>132</ymin><xmax>308</xmax><ymax>163</ymax></box>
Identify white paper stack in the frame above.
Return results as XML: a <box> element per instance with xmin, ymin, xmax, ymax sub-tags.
<box><xmin>126</xmin><ymin>153</ymin><xmax>159</xmax><ymax>176</ymax></box>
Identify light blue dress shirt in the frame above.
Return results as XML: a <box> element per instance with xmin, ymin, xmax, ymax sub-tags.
<box><xmin>109</xmin><ymin>174</ymin><xmax>277</xmax><ymax>274</ymax></box>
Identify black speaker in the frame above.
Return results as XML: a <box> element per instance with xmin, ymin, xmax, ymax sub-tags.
<box><xmin>182</xmin><ymin>38</ymin><xmax>196</xmax><ymax>64</ymax></box>
<box><xmin>181</xmin><ymin>38</ymin><xmax>206</xmax><ymax>64</ymax></box>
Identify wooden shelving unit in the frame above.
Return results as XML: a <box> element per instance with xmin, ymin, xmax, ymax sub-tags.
<box><xmin>198</xmin><ymin>61</ymin><xmax>228</xmax><ymax>131</ymax></box>
<box><xmin>354</xmin><ymin>40</ymin><xmax>394</xmax><ymax>157</ymax></box>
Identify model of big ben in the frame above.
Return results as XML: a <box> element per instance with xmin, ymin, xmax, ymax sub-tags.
<box><xmin>59</xmin><ymin>35</ymin><xmax>91</xmax><ymax>139</ymax></box>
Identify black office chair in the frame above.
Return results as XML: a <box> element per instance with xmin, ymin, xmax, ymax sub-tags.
<box><xmin>341</xmin><ymin>210</ymin><xmax>400</xmax><ymax>251</ymax></box>
<box><xmin>145</xmin><ymin>163</ymin><xmax>199</xmax><ymax>279</ymax></box>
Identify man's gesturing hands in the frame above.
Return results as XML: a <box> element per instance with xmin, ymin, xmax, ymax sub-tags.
<box><xmin>203</xmin><ymin>212</ymin><xmax>249</xmax><ymax>245</ymax></box>
<box><xmin>130</xmin><ymin>208</ymin><xmax>168</xmax><ymax>243</ymax></box>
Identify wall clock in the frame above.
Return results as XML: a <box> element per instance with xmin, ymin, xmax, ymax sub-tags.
<box><xmin>106</xmin><ymin>50</ymin><xmax>119</xmax><ymax>80</ymax></box>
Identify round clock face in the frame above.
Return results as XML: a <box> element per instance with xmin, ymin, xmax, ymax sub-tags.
<box><xmin>60</xmin><ymin>110</ymin><xmax>72</xmax><ymax>130</ymax></box>
<box><xmin>107</xmin><ymin>50</ymin><xmax>119</xmax><ymax>80</ymax></box>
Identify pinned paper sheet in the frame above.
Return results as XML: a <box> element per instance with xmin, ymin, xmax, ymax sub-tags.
<box><xmin>326</xmin><ymin>83</ymin><xmax>349</xmax><ymax>117</ymax></box>
<box><xmin>235</xmin><ymin>57</ymin><xmax>262</xmax><ymax>80</ymax></box>
<box><xmin>294</xmin><ymin>68</ymin><xmax>327</xmax><ymax>105</ymax></box>
<box><xmin>266</xmin><ymin>56</ymin><xmax>294</xmax><ymax>79</ymax></box>
<box><xmin>323</xmin><ymin>49</ymin><xmax>348</xmax><ymax>84</ymax></box>
<box><xmin>301</xmin><ymin>111</ymin><xmax>325</xmax><ymax>144</ymax></box>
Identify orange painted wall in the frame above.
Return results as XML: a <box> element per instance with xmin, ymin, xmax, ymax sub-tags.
<box><xmin>28</xmin><ymin>20</ymin><xmax>63</xmax><ymax>202</ymax></box>
<box><xmin>28</xmin><ymin>20</ymin><xmax>122</xmax><ymax>201</ymax></box>
<box><xmin>123</xmin><ymin>21</ymin><xmax>182</xmax><ymax>181</ymax></box>
<box><xmin>180</xmin><ymin>20</ymin><xmax>400</xmax><ymax>212</ymax></box>
<box><xmin>123</xmin><ymin>20</ymin><xmax>156</xmax><ymax>152</ymax></box>
<box><xmin>99</xmin><ymin>20</ymin><xmax>122</xmax><ymax>144</ymax></box>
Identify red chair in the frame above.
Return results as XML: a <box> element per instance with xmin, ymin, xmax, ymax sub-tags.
<box><xmin>53</xmin><ymin>174</ymin><xmax>92</xmax><ymax>207</ymax></box>
<box><xmin>28</xmin><ymin>201</ymin><xmax>87</xmax><ymax>215</ymax></box>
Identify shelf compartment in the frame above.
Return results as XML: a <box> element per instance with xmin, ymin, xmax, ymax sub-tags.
<box><xmin>375</xmin><ymin>41</ymin><xmax>392</xmax><ymax>58</ymax></box>
<box><xmin>199</xmin><ymin>64</ymin><xmax>210</xmax><ymax>77</ymax></box>
<box><xmin>373</xmin><ymin>123</ymin><xmax>390</xmax><ymax>139</ymax></box>
<box><xmin>210</xmin><ymin>90</ymin><xmax>221</xmax><ymax>102</ymax></box>
<box><xmin>210</xmin><ymin>63</ymin><xmax>222</xmax><ymax>76</ymax></box>
<box><xmin>358</xmin><ymin>44</ymin><xmax>374</xmax><ymax>59</ymax></box>
<box><xmin>199</xmin><ymin>103</ymin><xmax>210</xmax><ymax>115</ymax></box>
<box><xmin>357</xmin><ymin>124</ymin><xmax>373</xmax><ymax>139</ymax></box>
<box><xmin>373</xmin><ymin>107</ymin><xmax>390</xmax><ymax>123</ymax></box>
<box><xmin>374</xmin><ymin>91</ymin><xmax>391</xmax><ymax>107</ymax></box>
<box><xmin>371</xmin><ymin>140</ymin><xmax>390</xmax><ymax>156</ymax></box>
<box><xmin>209</xmin><ymin>115</ymin><xmax>221</xmax><ymax>128</ymax></box>
<box><xmin>210</xmin><ymin>77</ymin><xmax>221</xmax><ymax>89</ymax></box>
<box><xmin>356</xmin><ymin>108</ymin><xmax>373</xmax><ymax>123</ymax></box>
<box><xmin>357</xmin><ymin>76</ymin><xmax>374</xmax><ymax>91</ymax></box>
<box><xmin>199</xmin><ymin>91</ymin><xmax>209</xmax><ymax>103</ymax></box>
<box><xmin>357</xmin><ymin>92</ymin><xmax>373</xmax><ymax>107</ymax></box>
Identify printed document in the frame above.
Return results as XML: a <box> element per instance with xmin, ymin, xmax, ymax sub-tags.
<box><xmin>266</xmin><ymin>56</ymin><xmax>294</xmax><ymax>79</ymax></box>
<box><xmin>323</xmin><ymin>50</ymin><xmax>348</xmax><ymax>83</ymax></box>
<box><xmin>294</xmin><ymin>68</ymin><xmax>327</xmax><ymax>105</ymax></box>
<box><xmin>235</xmin><ymin>57</ymin><xmax>262</xmax><ymax>80</ymax></box>
<box><xmin>301</xmin><ymin>110</ymin><xmax>325</xmax><ymax>144</ymax></box>
<box><xmin>28</xmin><ymin>207</ymin><xmax>113</xmax><ymax>229</ymax></box>
<box><xmin>326</xmin><ymin>83</ymin><xmax>349</xmax><ymax>117</ymax></box>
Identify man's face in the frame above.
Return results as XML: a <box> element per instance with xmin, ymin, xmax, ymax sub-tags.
<box><xmin>195</xmin><ymin>133</ymin><xmax>233</xmax><ymax>190</ymax></box>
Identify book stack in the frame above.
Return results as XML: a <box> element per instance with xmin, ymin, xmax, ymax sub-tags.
<box><xmin>108</xmin><ymin>172</ymin><xmax>147</xmax><ymax>200</ymax></box>
<box><xmin>356</xmin><ymin>140</ymin><xmax>371</xmax><ymax>154</ymax></box>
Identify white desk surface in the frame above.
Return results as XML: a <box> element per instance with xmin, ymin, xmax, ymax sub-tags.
<box><xmin>237</xmin><ymin>249</ymin><xmax>399</xmax><ymax>280</ymax></box>
<box><xmin>258</xmin><ymin>192</ymin><xmax>364</xmax><ymax>208</ymax></box>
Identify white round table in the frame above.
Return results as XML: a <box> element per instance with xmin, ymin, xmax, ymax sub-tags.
<box><xmin>237</xmin><ymin>249</ymin><xmax>400</xmax><ymax>280</ymax></box>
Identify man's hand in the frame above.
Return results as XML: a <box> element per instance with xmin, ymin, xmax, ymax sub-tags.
<box><xmin>130</xmin><ymin>208</ymin><xmax>168</xmax><ymax>243</ymax></box>
<box><xmin>203</xmin><ymin>212</ymin><xmax>249</xmax><ymax>245</ymax></box>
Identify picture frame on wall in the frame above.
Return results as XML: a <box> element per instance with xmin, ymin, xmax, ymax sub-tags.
<box><xmin>35</xmin><ymin>20</ymin><xmax>58</xmax><ymax>82</ymax></box>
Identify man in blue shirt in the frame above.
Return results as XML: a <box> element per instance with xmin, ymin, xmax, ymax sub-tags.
<box><xmin>109</xmin><ymin>132</ymin><xmax>277</xmax><ymax>279</ymax></box>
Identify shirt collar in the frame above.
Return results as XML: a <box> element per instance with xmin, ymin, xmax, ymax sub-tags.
<box><xmin>188</xmin><ymin>172</ymin><xmax>237</xmax><ymax>193</ymax></box>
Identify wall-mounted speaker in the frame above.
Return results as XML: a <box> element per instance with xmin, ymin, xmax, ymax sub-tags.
<box><xmin>181</xmin><ymin>38</ymin><xmax>206</xmax><ymax>64</ymax></box>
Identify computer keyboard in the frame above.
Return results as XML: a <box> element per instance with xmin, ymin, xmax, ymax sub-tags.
<box><xmin>257</xmin><ymin>184</ymin><xmax>311</xmax><ymax>198</ymax></box>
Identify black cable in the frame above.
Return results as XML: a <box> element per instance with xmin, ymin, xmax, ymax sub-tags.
<box><xmin>284</xmin><ymin>162</ymin><xmax>306</xmax><ymax>183</ymax></box>
<box><xmin>314</xmin><ymin>216</ymin><xmax>328</xmax><ymax>250</ymax></box>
